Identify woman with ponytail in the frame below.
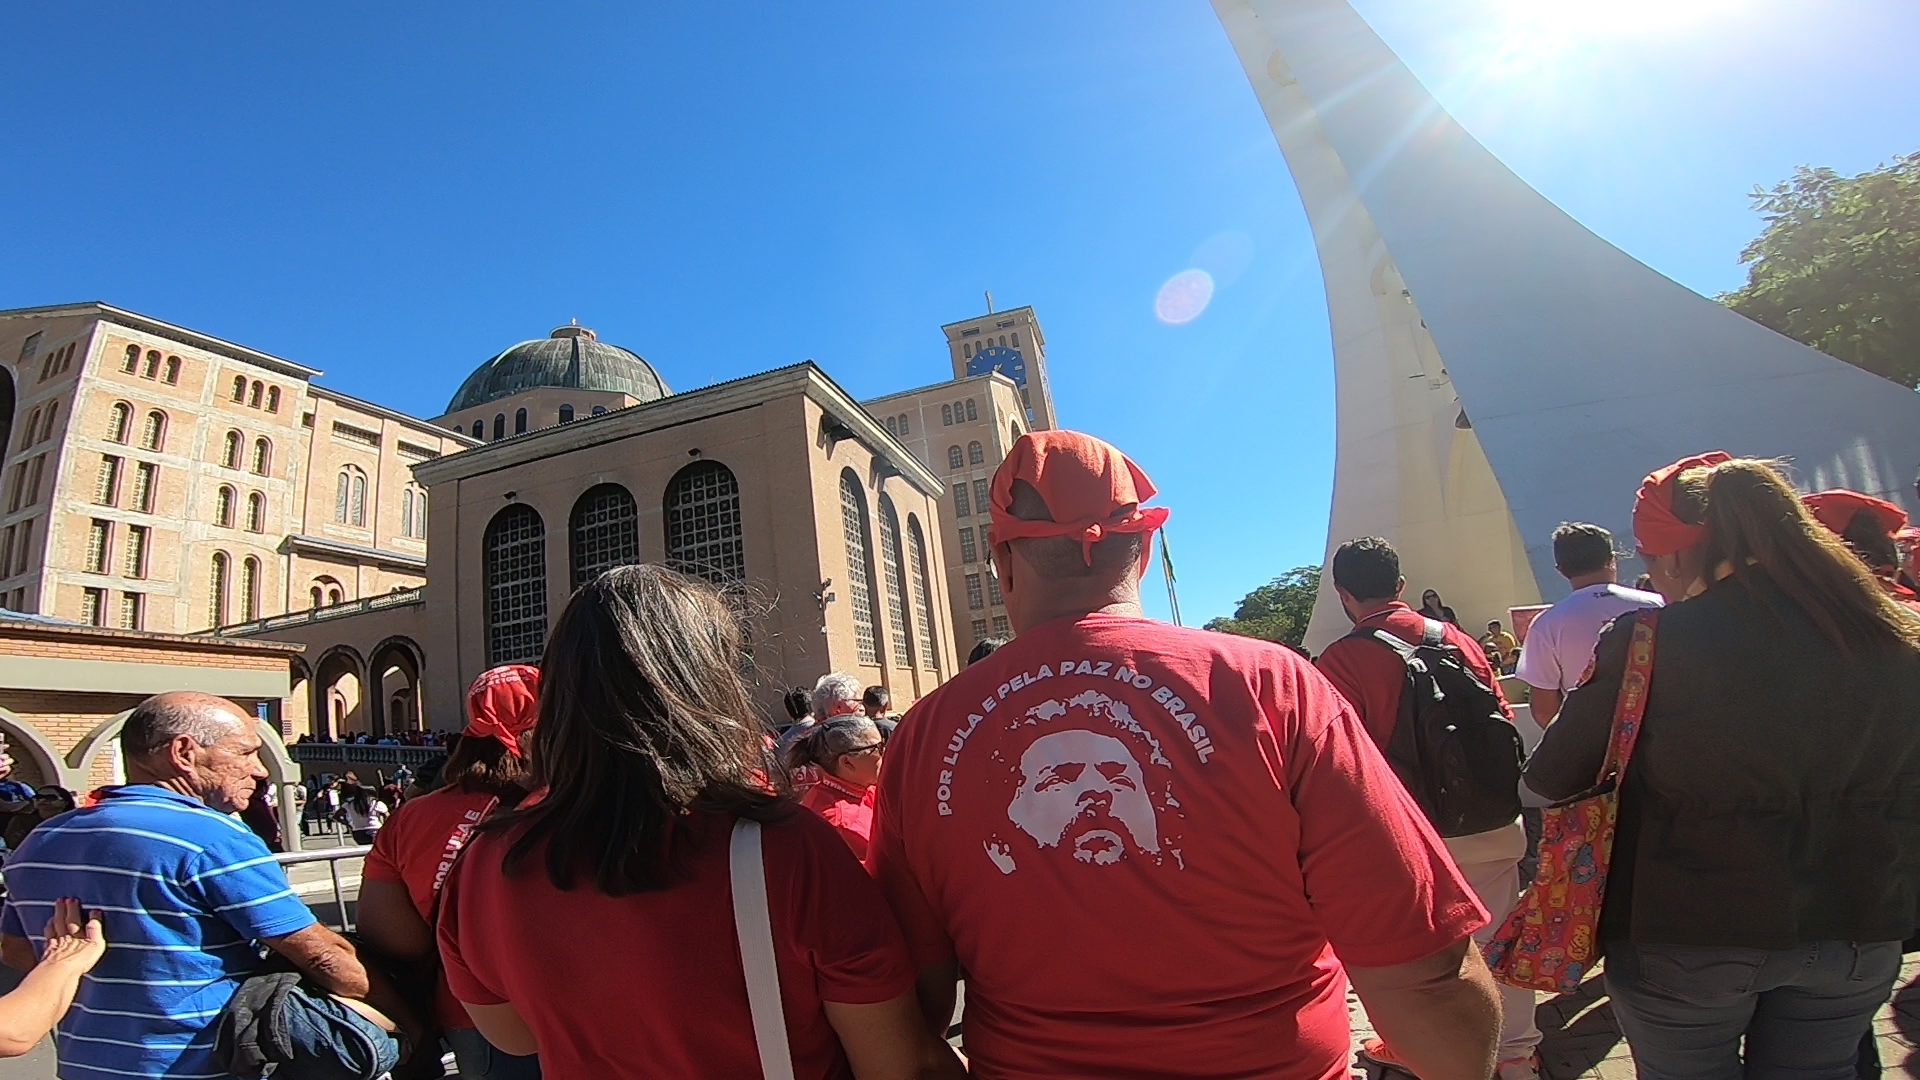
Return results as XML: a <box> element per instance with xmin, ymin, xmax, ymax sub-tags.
<box><xmin>1524</xmin><ymin>453</ymin><xmax>1920</xmax><ymax>1076</ymax></box>
<box><xmin>785</xmin><ymin>716</ymin><xmax>885</xmax><ymax>859</ymax></box>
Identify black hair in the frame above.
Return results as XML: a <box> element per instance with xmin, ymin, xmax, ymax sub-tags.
<box><xmin>1552</xmin><ymin>522</ymin><xmax>1616</xmax><ymax>577</ymax></box>
<box><xmin>968</xmin><ymin>637</ymin><xmax>1008</xmax><ymax>666</ymax></box>
<box><xmin>1331</xmin><ymin>537</ymin><xmax>1401</xmax><ymax>602</ymax></box>
<box><xmin>783</xmin><ymin>687</ymin><xmax>811</xmax><ymax>722</ymax></box>
<box><xmin>861</xmin><ymin>685</ymin><xmax>889</xmax><ymax>712</ymax></box>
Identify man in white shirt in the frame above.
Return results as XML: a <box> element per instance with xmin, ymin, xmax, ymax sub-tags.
<box><xmin>1516</xmin><ymin>523</ymin><xmax>1664</xmax><ymax>727</ymax></box>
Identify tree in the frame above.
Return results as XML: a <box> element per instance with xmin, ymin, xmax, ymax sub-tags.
<box><xmin>1720</xmin><ymin>151</ymin><xmax>1920</xmax><ymax>389</ymax></box>
<box><xmin>1204</xmin><ymin>566</ymin><xmax>1320</xmax><ymax>647</ymax></box>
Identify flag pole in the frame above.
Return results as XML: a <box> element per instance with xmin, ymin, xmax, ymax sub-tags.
<box><xmin>1159</xmin><ymin>528</ymin><xmax>1182</xmax><ymax>627</ymax></box>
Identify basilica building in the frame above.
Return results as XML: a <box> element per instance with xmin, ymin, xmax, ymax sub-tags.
<box><xmin>0</xmin><ymin>301</ymin><xmax>1054</xmax><ymax>741</ymax></box>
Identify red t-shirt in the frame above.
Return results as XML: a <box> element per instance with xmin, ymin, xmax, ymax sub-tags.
<box><xmin>800</xmin><ymin>776</ymin><xmax>876</xmax><ymax>860</ymax></box>
<box><xmin>867</xmin><ymin>612</ymin><xmax>1486</xmax><ymax>1079</ymax></box>
<box><xmin>362</xmin><ymin>786</ymin><xmax>501</xmax><ymax>1031</ymax></box>
<box><xmin>1314</xmin><ymin>603</ymin><xmax>1514</xmax><ymax>748</ymax></box>
<box><xmin>439</xmin><ymin>808</ymin><xmax>915</xmax><ymax>1080</ymax></box>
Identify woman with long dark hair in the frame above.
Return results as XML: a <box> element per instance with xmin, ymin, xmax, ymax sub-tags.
<box><xmin>436</xmin><ymin>565</ymin><xmax>964</xmax><ymax>1080</ymax></box>
<box><xmin>1525</xmin><ymin>454</ymin><xmax>1920</xmax><ymax>1075</ymax></box>
<box><xmin>359</xmin><ymin>665</ymin><xmax>543</xmax><ymax>1080</ymax></box>
<box><xmin>337</xmin><ymin>782</ymin><xmax>389</xmax><ymax>845</ymax></box>
<box><xmin>1417</xmin><ymin>589</ymin><xmax>1460</xmax><ymax>626</ymax></box>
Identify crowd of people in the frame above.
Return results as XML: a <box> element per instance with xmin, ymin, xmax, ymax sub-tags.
<box><xmin>294</xmin><ymin>730</ymin><xmax>458</xmax><ymax>747</ymax></box>
<box><xmin>0</xmin><ymin>429</ymin><xmax>1917</xmax><ymax>1080</ymax></box>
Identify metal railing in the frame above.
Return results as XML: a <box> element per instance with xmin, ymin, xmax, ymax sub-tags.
<box><xmin>209</xmin><ymin>586</ymin><xmax>425</xmax><ymax>636</ymax></box>
<box><xmin>289</xmin><ymin>743</ymin><xmax>445</xmax><ymax>768</ymax></box>
<box><xmin>277</xmin><ymin>845</ymin><xmax>371</xmax><ymax>933</ymax></box>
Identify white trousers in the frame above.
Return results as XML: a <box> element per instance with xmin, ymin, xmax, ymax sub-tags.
<box><xmin>1445</xmin><ymin>825</ymin><xmax>1542</xmax><ymax>1063</ymax></box>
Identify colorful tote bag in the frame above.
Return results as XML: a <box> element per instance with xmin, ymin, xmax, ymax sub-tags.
<box><xmin>1483</xmin><ymin>610</ymin><xmax>1658</xmax><ymax>994</ymax></box>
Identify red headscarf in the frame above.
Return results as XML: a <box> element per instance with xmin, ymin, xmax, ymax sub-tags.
<box><xmin>987</xmin><ymin>430</ymin><xmax>1169</xmax><ymax>566</ymax></box>
<box><xmin>1632</xmin><ymin>451</ymin><xmax>1732</xmax><ymax>557</ymax></box>
<box><xmin>1801</xmin><ymin>489</ymin><xmax>1909</xmax><ymax>538</ymax></box>
<box><xmin>464</xmin><ymin>664</ymin><xmax>541</xmax><ymax>758</ymax></box>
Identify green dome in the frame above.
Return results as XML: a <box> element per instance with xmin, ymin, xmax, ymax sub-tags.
<box><xmin>446</xmin><ymin>324</ymin><xmax>669</xmax><ymax>413</ymax></box>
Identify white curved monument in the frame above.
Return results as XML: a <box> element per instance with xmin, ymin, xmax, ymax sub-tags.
<box><xmin>1212</xmin><ymin>0</ymin><xmax>1920</xmax><ymax>651</ymax></box>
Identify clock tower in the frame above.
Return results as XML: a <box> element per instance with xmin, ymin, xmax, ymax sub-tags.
<box><xmin>940</xmin><ymin>305</ymin><xmax>1056</xmax><ymax>431</ymax></box>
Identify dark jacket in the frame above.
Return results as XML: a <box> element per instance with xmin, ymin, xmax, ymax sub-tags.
<box><xmin>1525</xmin><ymin>566</ymin><xmax>1920</xmax><ymax>949</ymax></box>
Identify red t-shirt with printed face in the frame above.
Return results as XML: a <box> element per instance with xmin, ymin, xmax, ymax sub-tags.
<box><xmin>363</xmin><ymin>786</ymin><xmax>501</xmax><ymax>1031</ymax></box>
<box><xmin>439</xmin><ymin>808</ymin><xmax>915</xmax><ymax>1080</ymax></box>
<box><xmin>867</xmin><ymin>613</ymin><xmax>1487</xmax><ymax>1080</ymax></box>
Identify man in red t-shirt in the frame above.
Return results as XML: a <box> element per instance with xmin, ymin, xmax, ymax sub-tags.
<box><xmin>868</xmin><ymin>431</ymin><xmax>1499</xmax><ymax>1080</ymax></box>
<box><xmin>1313</xmin><ymin>538</ymin><xmax>1540</xmax><ymax>1080</ymax></box>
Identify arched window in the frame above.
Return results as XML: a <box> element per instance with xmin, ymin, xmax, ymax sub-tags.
<box><xmin>335</xmin><ymin>466</ymin><xmax>367</xmax><ymax>525</ymax></box>
<box><xmin>569</xmin><ymin>483</ymin><xmax>640</xmax><ymax>589</ymax></box>
<box><xmin>209</xmin><ymin>553</ymin><xmax>230</xmax><ymax>627</ymax></box>
<box><xmin>590</xmin><ymin>405</ymin><xmax>606</xmax><ymax>416</ymax></box>
<box><xmin>1011</xmin><ymin>332</ymin><xmax>1020</xmax><ymax>348</ymax></box>
<box><xmin>164</xmin><ymin>356</ymin><xmax>181</xmax><ymax>385</ymax></box>
<box><xmin>948</xmin><ymin>445</ymin><xmax>963</xmax><ymax>470</ymax></box>
<box><xmin>107</xmin><ymin>403</ymin><xmax>132</xmax><ymax>443</ymax></box>
<box><xmin>471</xmin><ymin>420</ymin><xmax>484</xmax><ymax>438</ymax></box>
<box><xmin>907</xmin><ymin>516</ymin><xmax>939</xmax><ymax>671</ymax></box>
<box><xmin>141</xmin><ymin>411</ymin><xmax>166</xmax><ymax>451</ymax></box>
<box><xmin>328</xmin><ymin>586</ymin><xmax>343</xmax><ymax>605</ymax></box>
<box><xmin>1010</xmin><ymin>421</ymin><xmax>1022</xmax><ymax>441</ymax></box>
<box><xmin>246</xmin><ymin>491</ymin><xmax>265</xmax><ymax>532</ymax></box>
<box><xmin>249</xmin><ymin>381</ymin><xmax>264</xmax><ymax>409</ymax></box>
<box><xmin>885</xmin><ymin>417</ymin><xmax>896</xmax><ymax>435</ymax></box>
<box><xmin>232</xmin><ymin>376</ymin><xmax>247</xmax><ymax>402</ymax></box>
<box><xmin>401</xmin><ymin>489</ymin><xmax>414</xmax><ymax>539</ymax></box>
<box><xmin>878</xmin><ymin>495</ymin><xmax>913</xmax><ymax>666</ymax></box>
<box><xmin>941</xmin><ymin>404</ymin><xmax>953</xmax><ymax>426</ymax></box>
<box><xmin>664</xmin><ymin>461</ymin><xmax>745</xmax><ymax>586</ymax></box>
<box><xmin>965</xmin><ymin>399</ymin><xmax>979</xmax><ymax>422</ymax></box>
<box><xmin>143</xmin><ymin>351</ymin><xmax>161</xmax><ymax>379</ymax></box>
<box><xmin>839</xmin><ymin>469</ymin><xmax>879</xmax><ymax>665</ymax></box>
<box><xmin>514</xmin><ymin>408</ymin><xmax>528</xmax><ymax>434</ymax></box>
<box><xmin>898</xmin><ymin>414</ymin><xmax>910</xmax><ymax>436</ymax></box>
<box><xmin>223</xmin><ymin>430</ymin><xmax>242</xmax><ymax>469</ymax></box>
<box><xmin>558</xmin><ymin>404</ymin><xmax>574</xmax><ymax>424</ymax></box>
<box><xmin>963</xmin><ymin>342</ymin><xmax>972</xmax><ymax>358</ymax></box>
<box><xmin>493</xmin><ymin>413</ymin><xmax>506</xmax><ymax>441</ymax></box>
<box><xmin>121</xmin><ymin>346</ymin><xmax>139</xmax><ymax>374</ymax></box>
<box><xmin>352</xmin><ymin>469</ymin><xmax>367</xmax><ymax>526</ymax></box>
<box><xmin>215</xmin><ymin>486</ymin><xmax>235</xmax><ymax>527</ymax></box>
<box><xmin>266</xmin><ymin>385</ymin><xmax>279</xmax><ymax>411</ymax></box>
<box><xmin>310</xmin><ymin>585</ymin><xmax>323</xmax><ymax>610</ymax></box>
<box><xmin>239</xmin><ymin>557</ymin><xmax>260</xmax><ymax>621</ymax></box>
<box><xmin>967</xmin><ymin>440</ymin><xmax>984</xmax><ymax>465</ymax></box>
<box><xmin>484</xmin><ymin>504</ymin><xmax>548</xmax><ymax>665</ymax></box>
<box><xmin>414</xmin><ymin>488</ymin><xmax>428</xmax><ymax>538</ymax></box>
<box><xmin>251</xmin><ymin>437</ymin><xmax>271</xmax><ymax>476</ymax></box>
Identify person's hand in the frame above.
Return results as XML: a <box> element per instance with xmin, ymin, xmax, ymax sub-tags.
<box><xmin>38</xmin><ymin>899</ymin><xmax>105</xmax><ymax>974</ymax></box>
<box><xmin>0</xmin><ymin>749</ymin><xmax>13</xmax><ymax>781</ymax></box>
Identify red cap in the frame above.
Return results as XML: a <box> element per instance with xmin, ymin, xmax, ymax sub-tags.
<box><xmin>464</xmin><ymin>664</ymin><xmax>540</xmax><ymax>758</ymax></box>
<box><xmin>1632</xmin><ymin>451</ymin><xmax>1732</xmax><ymax>557</ymax></box>
<box><xmin>987</xmin><ymin>430</ymin><xmax>1169</xmax><ymax>565</ymax></box>
<box><xmin>1802</xmin><ymin>489</ymin><xmax>1908</xmax><ymax>538</ymax></box>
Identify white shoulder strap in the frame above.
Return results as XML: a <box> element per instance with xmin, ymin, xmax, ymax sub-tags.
<box><xmin>730</xmin><ymin>818</ymin><xmax>796</xmax><ymax>1080</ymax></box>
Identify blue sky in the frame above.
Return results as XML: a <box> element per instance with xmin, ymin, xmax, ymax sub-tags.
<box><xmin>3</xmin><ymin>1</ymin><xmax>1915</xmax><ymax>624</ymax></box>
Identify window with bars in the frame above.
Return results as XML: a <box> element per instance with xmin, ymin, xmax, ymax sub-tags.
<box><xmin>209</xmin><ymin>553</ymin><xmax>230</xmax><ymax>627</ymax></box>
<box><xmin>958</xmin><ymin>526</ymin><xmax>977</xmax><ymax>564</ymax></box>
<box><xmin>972</xmin><ymin>479</ymin><xmax>990</xmax><ymax>516</ymax></box>
<box><xmin>665</xmin><ymin>461</ymin><xmax>746</xmax><ymax>586</ymax></box>
<box><xmin>82</xmin><ymin>587</ymin><xmax>106</xmax><ymax>627</ymax></box>
<box><xmin>247</xmin><ymin>492</ymin><xmax>265</xmax><ymax>532</ymax></box>
<box><xmin>121</xmin><ymin>345</ymin><xmax>139</xmax><ymax>374</ymax></box>
<box><xmin>215</xmin><ymin>486</ymin><xmax>235</xmax><ymax>527</ymax></box>
<box><xmin>965</xmin><ymin>573</ymin><xmax>984</xmax><ymax>610</ymax></box>
<box><xmin>885</xmin><ymin>416</ymin><xmax>896</xmax><ymax>435</ymax></box>
<box><xmin>947</xmin><ymin>446</ymin><xmax>963</xmax><ymax>470</ymax></box>
<box><xmin>968</xmin><ymin>441</ymin><xmax>985</xmax><ymax>465</ymax></box>
<box><xmin>515</xmin><ymin>408</ymin><xmax>528</xmax><ymax>434</ymax></box>
<box><xmin>941</xmin><ymin>404</ymin><xmax>954</xmax><ymax>426</ymax></box>
<box><xmin>125</xmin><ymin>525</ymin><xmax>148</xmax><ymax>579</ymax></box>
<box><xmin>569</xmin><ymin>483</ymin><xmax>640</xmax><ymax>589</ymax></box>
<box><xmin>987</xmin><ymin>571</ymin><xmax>1003</xmax><ymax>606</ymax></box>
<box><xmin>119</xmin><ymin>591</ymin><xmax>144</xmax><ymax>630</ymax></box>
<box><xmin>249</xmin><ymin>381</ymin><xmax>263</xmax><ymax>409</ymax></box>
<box><xmin>952</xmin><ymin>482</ymin><xmax>970</xmax><ymax>518</ymax></box>
<box><xmin>907</xmin><ymin>516</ymin><xmax>940</xmax><ymax>672</ymax></box>
<box><xmin>266</xmin><ymin>385</ymin><xmax>279</xmax><ymax>411</ymax></box>
<box><xmin>165</xmin><ymin>357</ymin><xmax>181</xmax><ymax>385</ymax></box>
<box><xmin>878</xmin><ymin>495</ymin><xmax>913</xmax><ymax>666</ymax></box>
<box><xmin>86</xmin><ymin>519</ymin><xmax>111</xmax><ymax>574</ymax></box>
<box><xmin>95</xmin><ymin>456</ymin><xmax>122</xmax><ymax>506</ymax></box>
<box><xmin>971</xmin><ymin>618</ymin><xmax>989</xmax><ymax>642</ymax></box>
<box><xmin>966</xmin><ymin>399</ymin><xmax>978</xmax><ymax>422</ymax></box>
<box><xmin>143</xmin><ymin>352</ymin><xmax>161</xmax><ymax>380</ymax></box>
<box><xmin>108</xmin><ymin>403</ymin><xmax>131</xmax><ymax>443</ymax></box>
<box><xmin>898</xmin><ymin>414</ymin><xmax>910</xmax><ymax>436</ymax></box>
<box><xmin>992</xmin><ymin>615</ymin><xmax>1010</xmax><ymax>638</ymax></box>
<box><xmin>224</xmin><ymin>431</ymin><xmax>242</xmax><ymax>469</ymax></box>
<box><xmin>240</xmin><ymin>557</ymin><xmax>260</xmax><ymax>622</ymax></box>
<box><xmin>141</xmin><ymin>411</ymin><xmax>166</xmax><ymax>451</ymax></box>
<box><xmin>336</xmin><ymin>467</ymin><xmax>367</xmax><ymax>526</ymax></box>
<box><xmin>132</xmin><ymin>463</ymin><xmax>157</xmax><ymax>513</ymax></box>
<box><xmin>231</xmin><ymin>376</ymin><xmax>246</xmax><ymax>402</ymax></box>
<box><xmin>485</xmin><ymin>504</ymin><xmax>548</xmax><ymax>665</ymax></box>
<box><xmin>252</xmin><ymin>438</ymin><xmax>271</xmax><ymax>476</ymax></box>
<box><xmin>839</xmin><ymin>470</ymin><xmax>879</xmax><ymax>665</ymax></box>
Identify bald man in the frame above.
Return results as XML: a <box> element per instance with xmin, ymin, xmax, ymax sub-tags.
<box><xmin>1</xmin><ymin>692</ymin><xmax>412</xmax><ymax>1077</ymax></box>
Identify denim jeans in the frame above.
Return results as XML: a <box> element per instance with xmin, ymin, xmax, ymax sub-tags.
<box><xmin>273</xmin><ymin>987</ymin><xmax>402</xmax><ymax>1080</ymax></box>
<box><xmin>1605</xmin><ymin>940</ymin><xmax>1900</xmax><ymax>1080</ymax></box>
<box><xmin>445</xmin><ymin>1026</ymin><xmax>542</xmax><ymax>1080</ymax></box>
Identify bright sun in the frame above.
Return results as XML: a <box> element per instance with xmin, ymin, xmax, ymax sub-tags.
<box><xmin>1474</xmin><ymin>0</ymin><xmax>1742</xmax><ymax>82</ymax></box>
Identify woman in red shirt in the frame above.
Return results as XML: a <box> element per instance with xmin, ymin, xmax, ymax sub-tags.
<box><xmin>360</xmin><ymin>664</ymin><xmax>542</xmax><ymax>1080</ymax></box>
<box><xmin>785</xmin><ymin>716</ymin><xmax>885</xmax><ymax>858</ymax></box>
<box><xmin>436</xmin><ymin>565</ymin><xmax>965</xmax><ymax>1080</ymax></box>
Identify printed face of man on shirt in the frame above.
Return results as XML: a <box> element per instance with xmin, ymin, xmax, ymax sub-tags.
<box><xmin>1007</xmin><ymin>729</ymin><xmax>1160</xmax><ymax>865</ymax></box>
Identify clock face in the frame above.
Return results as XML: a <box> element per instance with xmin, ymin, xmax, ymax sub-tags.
<box><xmin>966</xmin><ymin>345</ymin><xmax>1028</xmax><ymax>387</ymax></box>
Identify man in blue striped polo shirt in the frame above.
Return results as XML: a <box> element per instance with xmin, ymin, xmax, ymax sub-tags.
<box><xmin>1</xmin><ymin>692</ymin><xmax>403</xmax><ymax>1078</ymax></box>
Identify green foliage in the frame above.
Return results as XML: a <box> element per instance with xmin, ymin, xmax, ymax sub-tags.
<box><xmin>1204</xmin><ymin>566</ymin><xmax>1321</xmax><ymax>647</ymax></box>
<box><xmin>1720</xmin><ymin>151</ymin><xmax>1920</xmax><ymax>389</ymax></box>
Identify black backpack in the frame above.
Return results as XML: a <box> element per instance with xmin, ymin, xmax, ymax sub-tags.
<box><xmin>1346</xmin><ymin>618</ymin><xmax>1525</xmax><ymax>837</ymax></box>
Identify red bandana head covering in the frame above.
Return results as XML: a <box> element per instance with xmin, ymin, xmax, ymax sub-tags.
<box><xmin>987</xmin><ymin>430</ymin><xmax>1170</xmax><ymax>566</ymax></box>
<box><xmin>1632</xmin><ymin>451</ymin><xmax>1732</xmax><ymax>557</ymax></box>
<box><xmin>1801</xmin><ymin>489</ymin><xmax>1909</xmax><ymax>538</ymax></box>
<box><xmin>464</xmin><ymin>664</ymin><xmax>541</xmax><ymax>758</ymax></box>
